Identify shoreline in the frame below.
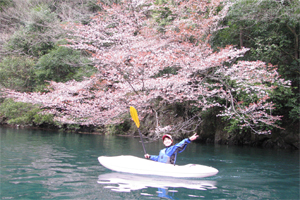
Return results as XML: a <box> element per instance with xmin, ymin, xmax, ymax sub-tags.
<box><xmin>1</xmin><ymin>124</ymin><xmax>298</xmax><ymax>150</ymax></box>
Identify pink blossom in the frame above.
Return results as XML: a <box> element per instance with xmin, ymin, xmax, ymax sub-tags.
<box><xmin>2</xmin><ymin>0</ymin><xmax>291</xmax><ymax>134</ymax></box>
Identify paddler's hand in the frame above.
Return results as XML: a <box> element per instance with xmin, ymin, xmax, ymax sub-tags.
<box><xmin>189</xmin><ymin>133</ymin><xmax>199</xmax><ymax>141</ymax></box>
<box><xmin>144</xmin><ymin>154</ymin><xmax>150</xmax><ymax>159</ymax></box>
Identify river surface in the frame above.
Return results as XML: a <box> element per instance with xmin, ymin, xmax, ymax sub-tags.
<box><xmin>0</xmin><ymin>127</ymin><xmax>299</xmax><ymax>199</ymax></box>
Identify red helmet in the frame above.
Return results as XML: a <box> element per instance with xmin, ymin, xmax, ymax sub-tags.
<box><xmin>162</xmin><ymin>134</ymin><xmax>173</xmax><ymax>141</ymax></box>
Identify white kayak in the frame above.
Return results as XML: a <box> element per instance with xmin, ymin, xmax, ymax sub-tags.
<box><xmin>98</xmin><ymin>155</ymin><xmax>218</xmax><ymax>178</ymax></box>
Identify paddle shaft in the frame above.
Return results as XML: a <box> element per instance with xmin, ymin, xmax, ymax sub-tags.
<box><xmin>138</xmin><ymin>128</ymin><xmax>147</xmax><ymax>154</ymax></box>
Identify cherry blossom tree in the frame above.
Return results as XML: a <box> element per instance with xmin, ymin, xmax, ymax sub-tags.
<box><xmin>2</xmin><ymin>0</ymin><xmax>291</xmax><ymax>134</ymax></box>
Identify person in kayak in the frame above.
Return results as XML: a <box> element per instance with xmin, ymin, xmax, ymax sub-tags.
<box><xmin>144</xmin><ymin>133</ymin><xmax>199</xmax><ymax>165</ymax></box>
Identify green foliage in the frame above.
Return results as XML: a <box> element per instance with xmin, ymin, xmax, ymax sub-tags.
<box><xmin>0</xmin><ymin>98</ymin><xmax>54</xmax><ymax>126</ymax></box>
<box><xmin>3</xmin><ymin>5</ymin><xmax>60</xmax><ymax>57</ymax></box>
<box><xmin>269</xmin><ymin>83</ymin><xmax>300</xmax><ymax>122</ymax></box>
<box><xmin>211</xmin><ymin>0</ymin><xmax>299</xmax><ymax>82</ymax></box>
<box><xmin>151</xmin><ymin>66</ymin><xmax>181</xmax><ymax>78</ymax></box>
<box><xmin>78</xmin><ymin>0</ymin><xmax>103</xmax><ymax>25</ymax></box>
<box><xmin>0</xmin><ymin>0</ymin><xmax>13</xmax><ymax>11</ymax></box>
<box><xmin>210</xmin><ymin>0</ymin><xmax>300</xmax><ymax>131</ymax></box>
<box><xmin>0</xmin><ymin>46</ymin><xmax>96</xmax><ymax>92</ymax></box>
<box><xmin>151</xmin><ymin>3</ymin><xmax>176</xmax><ymax>33</ymax></box>
<box><xmin>86</xmin><ymin>0</ymin><xmax>102</xmax><ymax>13</ymax></box>
<box><xmin>287</xmin><ymin>92</ymin><xmax>300</xmax><ymax>122</ymax></box>
<box><xmin>106</xmin><ymin>120</ymin><xmax>131</xmax><ymax>135</ymax></box>
<box><xmin>4</xmin><ymin>28</ymin><xmax>54</xmax><ymax>57</ymax></box>
<box><xmin>154</xmin><ymin>0</ymin><xmax>168</xmax><ymax>5</ymax></box>
<box><xmin>1</xmin><ymin>1</ymin><xmax>101</xmax><ymax>93</ymax></box>
<box><xmin>28</xmin><ymin>5</ymin><xmax>58</xmax><ymax>33</ymax></box>
<box><xmin>222</xmin><ymin>115</ymin><xmax>239</xmax><ymax>134</ymax></box>
<box><xmin>0</xmin><ymin>56</ymin><xmax>35</xmax><ymax>92</ymax></box>
<box><xmin>64</xmin><ymin>124</ymin><xmax>81</xmax><ymax>132</ymax></box>
<box><xmin>34</xmin><ymin>46</ymin><xmax>96</xmax><ymax>86</ymax></box>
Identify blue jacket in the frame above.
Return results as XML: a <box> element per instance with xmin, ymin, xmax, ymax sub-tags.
<box><xmin>149</xmin><ymin>138</ymin><xmax>191</xmax><ymax>164</ymax></box>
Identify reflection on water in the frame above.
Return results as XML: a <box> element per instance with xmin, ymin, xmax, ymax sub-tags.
<box><xmin>98</xmin><ymin>172</ymin><xmax>217</xmax><ymax>197</ymax></box>
<box><xmin>1</xmin><ymin>127</ymin><xmax>299</xmax><ymax>199</ymax></box>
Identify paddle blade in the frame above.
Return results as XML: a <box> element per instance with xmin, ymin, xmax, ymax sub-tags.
<box><xmin>130</xmin><ymin>106</ymin><xmax>140</xmax><ymax>128</ymax></box>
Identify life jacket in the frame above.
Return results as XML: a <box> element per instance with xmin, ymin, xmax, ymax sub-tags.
<box><xmin>158</xmin><ymin>148</ymin><xmax>171</xmax><ymax>163</ymax></box>
<box><xmin>158</xmin><ymin>148</ymin><xmax>177</xmax><ymax>164</ymax></box>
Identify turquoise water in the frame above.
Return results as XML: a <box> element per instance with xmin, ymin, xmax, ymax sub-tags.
<box><xmin>0</xmin><ymin>127</ymin><xmax>299</xmax><ymax>199</ymax></box>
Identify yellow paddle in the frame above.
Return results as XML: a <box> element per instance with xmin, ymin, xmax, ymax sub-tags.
<box><xmin>130</xmin><ymin>106</ymin><xmax>147</xmax><ymax>154</ymax></box>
